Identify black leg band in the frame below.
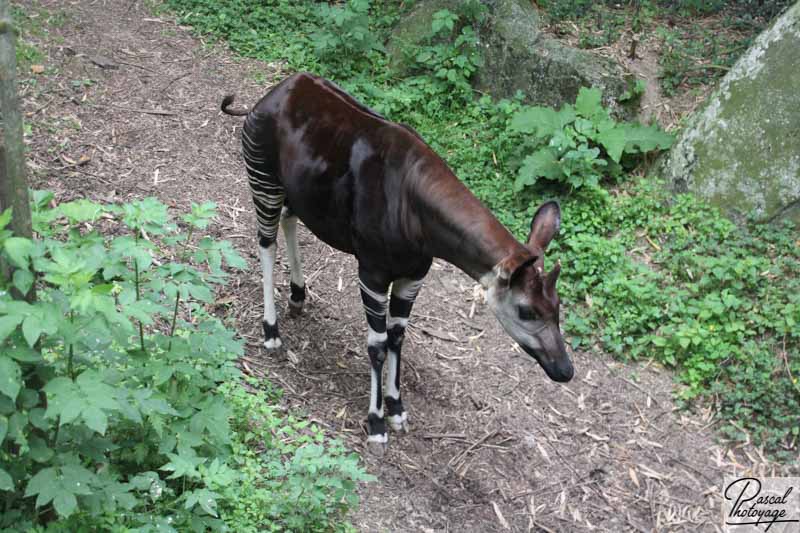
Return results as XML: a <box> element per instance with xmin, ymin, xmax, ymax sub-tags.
<box><xmin>289</xmin><ymin>281</ymin><xmax>306</xmax><ymax>303</ymax></box>
<box><xmin>385</xmin><ymin>396</ymin><xmax>404</xmax><ymax>417</ymax></box>
<box><xmin>367</xmin><ymin>413</ymin><xmax>387</xmax><ymax>436</ymax></box>
<box><xmin>262</xmin><ymin>320</ymin><xmax>279</xmax><ymax>341</ymax></box>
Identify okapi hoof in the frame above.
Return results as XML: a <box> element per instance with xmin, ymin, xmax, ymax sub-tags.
<box><xmin>366</xmin><ymin>433</ymin><xmax>388</xmax><ymax>456</ymax></box>
<box><xmin>262</xmin><ymin>320</ymin><xmax>282</xmax><ymax>350</ymax></box>
<box><xmin>263</xmin><ymin>337</ymin><xmax>282</xmax><ymax>350</ymax></box>
<box><xmin>387</xmin><ymin>412</ymin><xmax>409</xmax><ymax>433</ymax></box>
<box><xmin>288</xmin><ymin>282</ymin><xmax>305</xmax><ymax>318</ymax></box>
<box><xmin>288</xmin><ymin>300</ymin><xmax>303</xmax><ymax>318</ymax></box>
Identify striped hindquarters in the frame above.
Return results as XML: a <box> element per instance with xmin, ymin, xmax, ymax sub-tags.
<box><xmin>242</xmin><ymin>117</ymin><xmax>284</xmax><ymax>246</ymax></box>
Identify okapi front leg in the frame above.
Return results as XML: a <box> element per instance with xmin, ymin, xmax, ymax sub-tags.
<box><xmin>386</xmin><ymin>277</ymin><xmax>424</xmax><ymax>433</ymax></box>
<box><xmin>358</xmin><ymin>272</ymin><xmax>390</xmax><ymax>452</ymax></box>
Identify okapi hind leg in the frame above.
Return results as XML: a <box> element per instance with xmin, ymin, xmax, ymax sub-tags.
<box><xmin>386</xmin><ymin>276</ymin><xmax>425</xmax><ymax>433</ymax></box>
<box><xmin>280</xmin><ymin>206</ymin><xmax>306</xmax><ymax>317</ymax></box>
<box><xmin>244</xmin><ymin>119</ymin><xmax>285</xmax><ymax>350</ymax></box>
<box><xmin>258</xmin><ymin>236</ymin><xmax>281</xmax><ymax>349</ymax></box>
<box><xmin>358</xmin><ymin>268</ymin><xmax>391</xmax><ymax>454</ymax></box>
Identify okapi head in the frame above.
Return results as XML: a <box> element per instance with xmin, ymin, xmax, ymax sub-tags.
<box><xmin>487</xmin><ymin>201</ymin><xmax>573</xmax><ymax>382</ymax></box>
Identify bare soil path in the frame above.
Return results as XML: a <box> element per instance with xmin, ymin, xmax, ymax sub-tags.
<box><xmin>17</xmin><ymin>1</ymin><xmax>791</xmax><ymax>531</ymax></box>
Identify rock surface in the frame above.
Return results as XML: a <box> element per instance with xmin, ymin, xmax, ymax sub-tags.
<box><xmin>387</xmin><ymin>0</ymin><xmax>633</xmax><ymax>115</ymax></box>
<box><xmin>656</xmin><ymin>2</ymin><xmax>800</xmax><ymax>224</ymax></box>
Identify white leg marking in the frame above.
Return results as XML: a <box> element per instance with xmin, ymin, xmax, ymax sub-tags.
<box><xmin>263</xmin><ymin>337</ymin><xmax>282</xmax><ymax>349</ymax></box>
<box><xmin>367</xmin><ymin>432</ymin><xmax>388</xmax><ymax>444</ymax></box>
<box><xmin>391</xmin><ymin>278</ymin><xmax>424</xmax><ymax>301</ymax></box>
<box><xmin>387</xmin><ymin>316</ymin><xmax>409</xmax><ymax>330</ymax></box>
<box><xmin>281</xmin><ymin>211</ymin><xmax>304</xmax><ymax>288</ymax></box>
<box><xmin>367</xmin><ymin>327</ymin><xmax>388</xmax><ymax>347</ymax></box>
<box><xmin>368</xmin><ymin>366</ymin><xmax>383</xmax><ymax>417</ymax></box>
<box><xmin>386</xmin><ymin>349</ymin><xmax>400</xmax><ymax>400</ymax></box>
<box><xmin>387</xmin><ymin>411</ymin><xmax>408</xmax><ymax>432</ymax></box>
<box><xmin>359</xmin><ymin>280</ymin><xmax>388</xmax><ymax>319</ymax></box>
<box><xmin>259</xmin><ymin>243</ymin><xmax>281</xmax><ymax>349</ymax></box>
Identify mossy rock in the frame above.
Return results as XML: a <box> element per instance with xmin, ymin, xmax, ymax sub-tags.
<box><xmin>655</xmin><ymin>1</ymin><xmax>800</xmax><ymax>225</ymax></box>
<box><xmin>386</xmin><ymin>0</ymin><xmax>634</xmax><ymax>116</ymax></box>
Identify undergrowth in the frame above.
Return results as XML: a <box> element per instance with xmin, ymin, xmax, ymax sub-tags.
<box><xmin>538</xmin><ymin>0</ymin><xmax>792</xmax><ymax>95</ymax></box>
<box><xmin>0</xmin><ymin>196</ymin><xmax>370</xmax><ymax>531</ymax></box>
<box><xmin>161</xmin><ymin>0</ymin><xmax>800</xmax><ymax>459</ymax></box>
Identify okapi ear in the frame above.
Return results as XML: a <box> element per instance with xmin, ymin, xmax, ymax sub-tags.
<box><xmin>495</xmin><ymin>250</ymin><xmax>538</xmax><ymax>288</ymax></box>
<box><xmin>527</xmin><ymin>201</ymin><xmax>561</xmax><ymax>252</ymax></box>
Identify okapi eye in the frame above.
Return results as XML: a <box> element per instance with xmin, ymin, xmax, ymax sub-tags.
<box><xmin>517</xmin><ymin>305</ymin><xmax>537</xmax><ymax>321</ymax></box>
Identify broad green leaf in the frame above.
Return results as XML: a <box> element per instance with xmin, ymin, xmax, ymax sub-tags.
<box><xmin>0</xmin><ymin>468</ymin><xmax>12</xmax><ymax>491</ymax></box>
<box><xmin>83</xmin><ymin>406</ymin><xmax>108</xmax><ymax>435</ymax></box>
<box><xmin>185</xmin><ymin>488</ymin><xmax>220</xmax><ymax>517</ymax></box>
<box><xmin>575</xmin><ymin>87</ymin><xmax>603</xmax><ymax>119</ymax></box>
<box><xmin>60</xmin><ymin>397</ymin><xmax>86</xmax><ymax>425</ymax></box>
<box><xmin>515</xmin><ymin>149</ymin><xmax>562</xmax><ymax>191</ymax></box>
<box><xmin>621</xmin><ymin>123</ymin><xmax>674</xmax><ymax>153</ymax></box>
<box><xmin>160</xmin><ymin>451</ymin><xmax>204</xmax><ymax>480</ymax></box>
<box><xmin>154</xmin><ymin>364</ymin><xmax>175</xmax><ymax>386</ymax></box>
<box><xmin>60</xmin><ymin>464</ymin><xmax>94</xmax><ymax>495</ymax></box>
<box><xmin>12</xmin><ymin>269</ymin><xmax>34</xmax><ymax>296</ymax></box>
<box><xmin>0</xmin><ymin>208</ymin><xmax>11</xmax><ymax>231</ymax></box>
<box><xmin>53</xmin><ymin>492</ymin><xmax>78</xmax><ymax>518</ymax></box>
<box><xmin>0</xmin><ymin>415</ymin><xmax>7</xmax><ymax>443</ymax></box>
<box><xmin>30</xmin><ymin>190</ymin><xmax>54</xmax><ymax>210</ymax></box>
<box><xmin>22</xmin><ymin>315</ymin><xmax>44</xmax><ymax>348</ymax></box>
<box><xmin>597</xmin><ymin>126</ymin><xmax>627</xmax><ymax>163</ymax></box>
<box><xmin>3</xmin><ymin>237</ymin><xmax>33</xmax><ymax>268</ymax></box>
<box><xmin>0</xmin><ymin>356</ymin><xmax>21</xmax><ymax>401</ymax></box>
<box><xmin>0</xmin><ymin>315</ymin><xmax>24</xmax><ymax>344</ymax></box>
<box><xmin>187</xmin><ymin>283</ymin><xmax>213</xmax><ymax>303</ymax></box>
<box><xmin>18</xmin><ymin>388</ymin><xmax>38</xmax><ymax>409</ymax></box>
<box><xmin>57</xmin><ymin>199</ymin><xmax>104</xmax><ymax>222</ymax></box>
<box><xmin>219</xmin><ymin>241</ymin><xmax>247</xmax><ymax>269</ymax></box>
<box><xmin>24</xmin><ymin>466</ymin><xmax>57</xmax><ymax>499</ymax></box>
<box><xmin>29</xmin><ymin>408</ymin><xmax>50</xmax><ymax>431</ymax></box>
<box><xmin>28</xmin><ymin>436</ymin><xmax>54</xmax><ymax>463</ymax></box>
<box><xmin>510</xmin><ymin>106</ymin><xmax>561</xmax><ymax>139</ymax></box>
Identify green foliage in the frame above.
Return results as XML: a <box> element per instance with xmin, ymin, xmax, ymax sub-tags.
<box><xmin>618</xmin><ymin>78</ymin><xmax>647</xmax><ymax>102</ymax></box>
<box><xmin>537</xmin><ymin>0</ymin><xmax>790</xmax><ymax>95</ymax></box>
<box><xmin>311</xmin><ymin>0</ymin><xmax>385</xmax><ymax>63</ymax></box>
<box><xmin>509</xmin><ymin>87</ymin><xmax>673</xmax><ymax>190</ymax></box>
<box><xmin>0</xmin><ymin>197</ymin><xmax>369</xmax><ymax>530</ymax></box>
<box><xmin>406</xmin><ymin>4</ymin><xmax>486</xmax><ymax>102</ymax></box>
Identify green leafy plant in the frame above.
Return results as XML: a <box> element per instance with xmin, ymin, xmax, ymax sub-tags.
<box><xmin>0</xmin><ymin>195</ymin><xmax>370</xmax><ymax>530</ymax></box>
<box><xmin>311</xmin><ymin>0</ymin><xmax>385</xmax><ymax>63</ymax></box>
<box><xmin>509</xmin><ymin>87</ymin><xmax>673</xmax><ymax>190</ymax></box>
<box><xmin>407</xmin><ymin>4</ymin><xmax>486</xmax><ymax>101</ymax></box>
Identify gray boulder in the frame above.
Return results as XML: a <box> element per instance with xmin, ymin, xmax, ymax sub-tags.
<box><xmin>656</xmin><ymin>2</ymin><xmax>800</xmax><ymax>225</ymax></box>
<box><xmin>387</xmin><ymin>0</ymin><xmax>633</xmax><ymax>115</ymax></box>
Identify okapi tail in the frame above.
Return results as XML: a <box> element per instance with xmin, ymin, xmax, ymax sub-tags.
<box><xmin>221</xmin><ymin>94</ymin><xmax>249</xmax><ymax>116</ymax></box>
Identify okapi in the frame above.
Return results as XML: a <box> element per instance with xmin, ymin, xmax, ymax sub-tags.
<box><xmin>222</xmin><ymin>72</ymin><xmax>574</xmax><ymax>450</ymax></box>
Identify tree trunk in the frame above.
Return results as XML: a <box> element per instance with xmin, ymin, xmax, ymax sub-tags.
<box><xmin>0</xmin><ymin>0</ymin><xmax>35</xmax><ymax>302</ymax></box>
<box><xmin>0</xmin><ymin>0</ymin><xmax>33</xmax><ymax>239</ymax></box>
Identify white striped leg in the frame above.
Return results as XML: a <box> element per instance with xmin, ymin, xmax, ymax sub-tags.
<box><xmin>280</xmin><ymin>208</ymin><xmax>305</xmax><ymax>317</ymax></box>
<box><xmin>359</xmin><ymin>273</ymin><xmax>390</xmax><ymax>450</ymax></box>
<box><xmin>244</xmin><ymin>137</ymin><xmax>284</xmax><ymax>349</ymax></box>
<box><xmin>386</xmin><ymin>278</ymin><xmax>424</xmax><ymax>432</ymax></box>
<box><xmin>259</xmin><ymin>242</ymin><xmax>281</xmax><ymax>349</ymax></box>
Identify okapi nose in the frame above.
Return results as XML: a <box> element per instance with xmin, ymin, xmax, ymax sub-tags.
<box><xmin>548</xmin><ymin>359</ymin><xmax>574</xmax><ymax>382</ymax></box>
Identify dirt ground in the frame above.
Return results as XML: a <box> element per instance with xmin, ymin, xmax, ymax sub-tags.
<box><xmin>17</xmin><ymin>1</ymin><xmax>795</xmax><ymax>531</ymax></box>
